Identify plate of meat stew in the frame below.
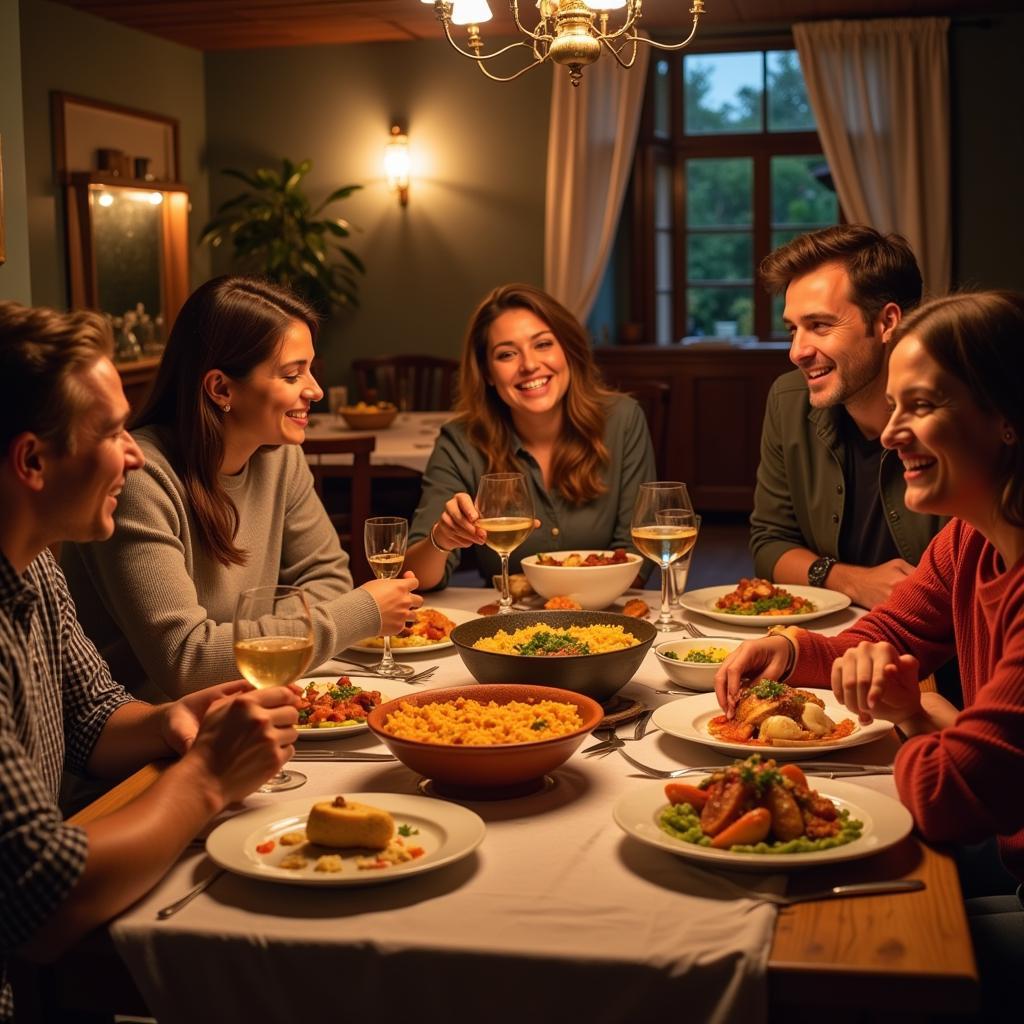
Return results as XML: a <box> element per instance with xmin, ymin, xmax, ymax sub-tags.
<box><xmin>680</xmin><ymin>581</ymin><xmax>851</xmax><ymax>626</ymax></box>
<box><xmin>651</xmin><ymin>688</ymin><xmax>894</xmax><ymax>759</ymax></box>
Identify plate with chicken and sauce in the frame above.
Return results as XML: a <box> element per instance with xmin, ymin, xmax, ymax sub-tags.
<box><xmin>651</xmin><ymin>682</ymin><xmax>894</xmax><ymax>759</ymax></box>
<box><xmin>680</xmin><ymin>579</ymin><xmax>851</xmax><ymax>626</ymax></box>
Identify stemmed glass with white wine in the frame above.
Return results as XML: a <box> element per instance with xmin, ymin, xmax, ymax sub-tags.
<box><xmin>233</xmin><ymin>585</ymin><xmax>314</xmax><ymax>793</ymax></box>
<box><xmin>364</xmin><ymin>516</ymin><xmax>416</xmax><ymax>677</ymax></box>
<box><xmin>631</xmin><ymin>482</ymin><xmax>698</xmax><ymax>632</ymax></box>
<box><xmin>475</xmin><ymin>472</ymin><xmax>535</xmax><ymax>613</ymax></box>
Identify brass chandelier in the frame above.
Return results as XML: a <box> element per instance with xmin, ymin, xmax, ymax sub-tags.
<box><xmin>423</xmin><ymin>1</ymin><xmax>707</xmax><ymax>87</ymax></box>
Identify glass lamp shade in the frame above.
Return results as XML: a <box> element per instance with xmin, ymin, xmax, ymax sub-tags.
<box><xmin>451</xmin><ymin>0</ymin><xmax>493</xmax><ymax>25</ymax></box>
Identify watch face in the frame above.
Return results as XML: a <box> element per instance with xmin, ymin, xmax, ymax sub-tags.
<box><xmin>808</xmin><ymin>557</ymin><xmax>834</xmax><ymax>587</ymax></box>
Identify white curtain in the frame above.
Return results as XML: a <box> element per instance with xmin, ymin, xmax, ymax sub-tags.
<box><xmin>793</xmin><ymin>18</ymin><xmax>951</xmax><ymax>296</ymax></box>
<box><xmin>544</xmin><ymin>43</ymin><xmax>649</xmax><ymax>320</ymax></box>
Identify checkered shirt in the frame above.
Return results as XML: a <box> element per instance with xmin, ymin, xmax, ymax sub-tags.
<box><xmin>0</xmin><ymin>548</ymin><xmax>135</xmax><ymax>1022</ymax></box>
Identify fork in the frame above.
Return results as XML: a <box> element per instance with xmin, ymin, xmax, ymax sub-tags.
<box><xmin>683</xmin><ymin>621</ymin><xmax>709</xmax><ymax>639</ymax></box>
<box><xmin>613</xmin><ymin>747</ymin><xmax>895</xmax><ymax>779</ymax></box>
<box><xmin>704</xmin><ymin>876</ymin><xmax>924</xmax><ymax>907</ymax></box>
<box><xmin>403</xmin><ymin>666</ymin><xmax>439</xmax><ymax>685</ymax></box>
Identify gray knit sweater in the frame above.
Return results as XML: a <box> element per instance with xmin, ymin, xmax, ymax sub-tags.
<box><xmin>62</xmin><ymin>426</ymin><xmax>380</xmax><ymax>700</ymax></box>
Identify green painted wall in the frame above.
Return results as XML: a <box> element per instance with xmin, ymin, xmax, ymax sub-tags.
<box><xmin>18</xmin><ymin>0</ymin><xmax>210</xmax><ymax>310</ymax></box>
<box><xmin>204</xmin><ymin>40</ymin><xmax>552</xmax><ymax>386</ymax></box>
<box><xmin>950</xmin><ymin>13</ymin><xmax>1024</xmax><ymax>290</ymax></box>
<box><xmin>0</xmin><ymin>0</ymin><xmax>32</xmax><ymax>302</ymax></box>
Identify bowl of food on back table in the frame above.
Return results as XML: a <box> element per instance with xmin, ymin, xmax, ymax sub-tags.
<box><xmin>519</xmin><ymin>549</ymin><xmax>642</xmax><ymax>610</ymax></box>
<box><xmin>339</xmin><ymin>402</ymin><xmax>399</xmax><ymax>430</ymax></box>
<box><xmin>367</xmin><ymin>683</ymin><xmax>604</xmax><ymax>797</ymax></box>
<box><xmin>450</xmin><ymin>610</ymin><xmax>656</xmax><ymax>704</ymax></box>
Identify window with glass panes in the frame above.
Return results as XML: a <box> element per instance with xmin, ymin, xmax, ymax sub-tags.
<box><xmin>633</xmin><ymin>47</ymin><xmax>839</xmax><ymax>344</ymax></box>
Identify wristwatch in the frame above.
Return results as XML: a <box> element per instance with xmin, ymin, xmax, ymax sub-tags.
<box><xmin>807</xmin><ymin>555</ymin><xmax>837</xmax><ymax>588</ymax></box>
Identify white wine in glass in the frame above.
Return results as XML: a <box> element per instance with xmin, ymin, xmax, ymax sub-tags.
<box><xmin>233</xmin><ymin>585</ymin><xmax>314</xmax><ymax>792</ymax></box>
<box><xmin>631</xmin><ymin>482</ymin><xmax>697</xmax><ymax>632</ymax></box>
<box><xmin>475</xmin><ymin>473</ymin><xmax>534</xmax><ymax>613</ymax></box>
<box><xmin>364</xmin><ymin>516</ymin><xmax>415</xmax><ymax>677</ymax></box>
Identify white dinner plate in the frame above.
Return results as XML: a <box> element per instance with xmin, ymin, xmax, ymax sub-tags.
<box><xmin>347</xmin><ymin>606</ymin><xmax>478</xmax><ymax>654</ymax></box>
<box><xmin>651</xmin><ymin>690</ymin><xmax>894</xmax><ymax>759</ymax></box>
<box><xmin>680</xmin><ymin>584</ymin><xmax>851</xmax><ymax>626</ymax></box>
<box><xmin>613</xmin><ymin>777</ymin><xmax>912</xmax><ymax>870</ymax></box>
<box><xmin>206</xmin><ymin>792</ymin><xmax>486</xmax><ymax>886</ymax></box>
<box><xmin>294</xmin><ymin>677</ymin><xmax>407</xmax><ymax>740</ymax></box>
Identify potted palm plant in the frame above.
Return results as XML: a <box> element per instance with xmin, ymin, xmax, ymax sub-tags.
<box><xmin>199</xmin><ymin>158</ymin><xmax>365</xmax><ymax>313</ymax></box>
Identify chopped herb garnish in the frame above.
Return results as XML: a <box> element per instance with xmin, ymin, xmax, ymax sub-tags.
<box><xmin>530</xmin><ymin>719</ymin><xmax>549</xmax><ymax>731</ymax></box>
<box><xmin>397</xmin><ymin>823</ymin><xmax>419</xmax><ymax>837</ymax></box>
<box><xmin>514</xmin><ymin>631</ymin><xmax>591</xmax><ymax>657</ymax></box>
<box><xmin>752</xmin><ymin>679</ymin><xmax>787</xmax><ymax>700</ymax></box>
<box><xmin>328</xmin><ymin>684</ymin><xmax>360</xmax><ymax>701</ymax></box>
<box><xmin>663</xmin><ymin>651</ymin><xmax>680</xmax><ymax>660</ymax></box>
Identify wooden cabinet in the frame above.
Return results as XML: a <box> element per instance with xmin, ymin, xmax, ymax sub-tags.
<box><xmin>595</xmin><ymin>344</ymin><xmax>792</xmax><ymax>512</ymax></box>
<box><xmin>116</xmin><ymin>356</ymin><xmax>161</xmax><ymax>413</ymax></box>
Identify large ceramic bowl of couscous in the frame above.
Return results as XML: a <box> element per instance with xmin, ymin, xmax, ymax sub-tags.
<box><xmin>450</xmin><ymin>611</ymin><xmax>657</xmax><ymax>703</ymax></box>
<box><xmin>367</xmin><ymin>684</ymin><xmax>603</xmax><ymax>795</ymax></box>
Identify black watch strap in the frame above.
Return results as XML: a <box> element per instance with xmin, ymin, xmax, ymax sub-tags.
<box><xmin>807</xmin><ymin>555</ymin><xmax>837</xmax><ymax>587</ymax></box>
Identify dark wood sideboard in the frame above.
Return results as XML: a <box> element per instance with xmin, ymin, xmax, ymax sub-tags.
<box><xmin>116</xmin><ymin>357</ymin><xmax>161</xmax><ymax>413</ymax></box>
<box><xmin>594</xmin><ymin>343</ymin><xmax>792</xmax><ymax>512</ymax></box>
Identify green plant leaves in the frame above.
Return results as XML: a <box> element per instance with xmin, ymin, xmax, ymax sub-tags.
<box><xmin>199</xmin><ymin>158</ymin><xmax>365</xmax><ymax>315</ymax></box>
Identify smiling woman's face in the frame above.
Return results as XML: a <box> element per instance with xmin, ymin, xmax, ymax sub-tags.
<box><xmin>224</xmin><ymin>320</ymin><xmax>323</xmax><ymax>450</ymax></box>
<box><xmin>485</xmin><ymin>308</ymin><xmax>570</xmax><ymax>420</ymax></box>
<box><xmin>881</xmin><ymin>335</ymin><xmax>1005</xmax><ymax>522</ymax></box>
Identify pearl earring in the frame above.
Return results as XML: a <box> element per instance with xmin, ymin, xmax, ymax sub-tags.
<box><xmin>223</xmin><ymin>404</ymin><xmax>231</xmax><ymax>413</ymax></box>
<box><xmin>1005</xmin><ymin>430</ymin><xmax>1015</xmax><ymax>443</ymax></box>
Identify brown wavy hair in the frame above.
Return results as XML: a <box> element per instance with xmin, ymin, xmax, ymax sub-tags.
<box><xmin>890</xmin><ymin>290</ymin><xmax>1024</xmax><ymax>528</ymax></box>
<box><xmin>134</xmin><ymin>276</ymin><xmax>319</xmax><ymax>566</ymax></box>
<box><xmin>760</xmin><ymin>224</ymin><xmax>923</xmax><ymax>331</ymax></box>
<box><xmin>0</xmin><ymin>301</ymin><xmax>113</xmax><ymax>455</ymax></box>
<box><xmin>455</xmin><ymin>283</ymin><xmax>615</xmax><ymax>505</ymax></box>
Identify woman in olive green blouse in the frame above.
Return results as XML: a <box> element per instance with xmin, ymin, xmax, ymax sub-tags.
<box><xmin>403</xmin><ymin>283</ymin><xmax>657</xmax><ymax>590</ymax></box>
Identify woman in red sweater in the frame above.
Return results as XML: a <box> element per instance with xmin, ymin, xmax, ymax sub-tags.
<box><xmin>716</xmin><ymin>290</ymin><xmax>1024</xmax><ymax>1007</ymax></box>
<box><xmin>718</xmin><ymin>290</ymin><xmax>1024</xmax><ymax>867</ymax></box>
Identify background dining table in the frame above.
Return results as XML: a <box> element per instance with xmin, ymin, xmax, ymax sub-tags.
<box><xmin>303</xmin><ymin>410</ymin><xmax>454</xmax><ymax>475</ymax></box>
<box><xmin>46</xmin><ymin>588</ymin><xmax>977</xmax><ymax>1024</ymax></box>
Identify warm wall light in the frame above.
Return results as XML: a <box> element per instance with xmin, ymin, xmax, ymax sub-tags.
<box><xmin>384</xmin><ymin>125</ymin><xmax>410</xmax><ymax>207</ymax></box>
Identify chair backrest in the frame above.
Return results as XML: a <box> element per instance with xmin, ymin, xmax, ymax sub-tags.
<box><xmin>351</xmin><ymin>355</ymin><xmax>459</xmax><ymax>411</ymax></box>
<box><xmin>302</xmin><ymin>435</ymin><xmax>375</xmax><ymax>585</ymax></box>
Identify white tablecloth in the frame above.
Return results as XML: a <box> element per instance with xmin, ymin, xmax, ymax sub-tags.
<box><xmin>303</xmin><ymin>410</ymin><xmax>453</xmax><ymax>474</ymax></box>
<box><xmin>109</xmin><ymin>588</ymin><xmax>893</xmax><ymax>1024</ymax></box>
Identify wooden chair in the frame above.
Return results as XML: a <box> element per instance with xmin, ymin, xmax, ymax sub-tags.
<box><xmin>303</xmin><ymin>435</ymin><xmax>375</xmax><ymax>585</ymax></box>
<box><xmin>351</xmin><ymin>355</ymin><xmax>458</xmax><ymax>411</ymax></box>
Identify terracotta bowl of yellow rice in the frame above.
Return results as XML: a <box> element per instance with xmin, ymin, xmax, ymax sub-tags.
<box><xmin>450</xmin><ymin>611</ymin><xmax>656</xmax><ymax>704</ymax></box>
<box><xmin>367</xmin><ymin>684</ymin><xmax>603</xmax><ymax>795</ymax></box>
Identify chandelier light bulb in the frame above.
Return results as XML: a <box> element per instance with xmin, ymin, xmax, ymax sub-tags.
<box><xmin>586</xmin><ymin>1</ymin><xmax>628</xmax><ymax>10</ymax></box>
<box><xmin>451</xmin><ymin>0</ymin><xmax>493</xmax><ymax>25</ymax></box>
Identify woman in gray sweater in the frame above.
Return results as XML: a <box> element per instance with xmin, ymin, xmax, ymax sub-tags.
<box><xmin>63</xmin><ymin>277</ymin><xmax>421</xmax><ymax>700</ymax></box>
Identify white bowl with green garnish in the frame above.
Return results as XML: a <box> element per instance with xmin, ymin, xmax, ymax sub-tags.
<box><xmin>655</xmin><ymin>637</ymin><xmax>743</xmax><ymax>691</ymax></box>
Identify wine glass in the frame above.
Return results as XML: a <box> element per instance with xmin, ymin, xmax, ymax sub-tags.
<box><xmin>631</xmin><ymin>482</ymin><xmax>698</xmax><ymax>632</ymax></box>
<box><xmin>364</xmin><ymin>516</ymin><xmax>416</xmax><ymax>677</ymax></box>
<box><xmin>666</xmin><ymin>512</ymin><xmax>702</xmax><ymax>608</ymax></box>
<box><xmin>233</xmin><ymin>585</ymin><xmax>314</xmax><ymax>793</ymax></box>
<box><xmin>475</xmin><ymin>472</ymin><xmax>534</xmax><ymax>614</ymax></box>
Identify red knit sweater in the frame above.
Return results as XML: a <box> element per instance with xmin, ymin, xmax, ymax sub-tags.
<box><xmin>790</xmin><ymin>519</ymin><xmax>1024</xmax><ymax>880</ymax></box>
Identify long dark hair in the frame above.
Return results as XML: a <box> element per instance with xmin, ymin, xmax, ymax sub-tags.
<box><xmin>455</xmin><ymin>283</ymin><xmax>616</xmax><ymax>505</ymax></box>
<box><xmin>134</xmin><ymin>276</ymin><xmax>319</xmax><ymax>566</ymax></box>
<box><xmin>890</xmin><ymin>290</ymin><xmax>1024</xmax><ymax>528</ymax></box>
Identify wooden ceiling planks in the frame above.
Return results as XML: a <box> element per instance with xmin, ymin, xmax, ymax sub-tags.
<box><xmin>52</xmin><ymin>1</ymin><xmax>1017</xmax><ymax>51</ymax></box>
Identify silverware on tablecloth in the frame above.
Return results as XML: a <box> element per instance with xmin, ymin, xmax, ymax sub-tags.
<box><xmin>682</xmin><ymin>621</ymin><xmax>709</xmax><ymax>639</ymax></box>
<box><xmin>289</xmin><ymin>750</ymin><xmax>397</xmax><ymax>762</ymax></box>
<box><xmin>611</xmin><ymin>748</ymin><xmax>896</xmax><ymax>779</ymax></box>
<box><xmin>316</xmin><ymin>665</ymin><xmax>439</xmax><ymax>683</ymax></box>
<box><xmin>633</xmin><ymin>709</ymin><xmax>655</xmax><ymax>741</ymax></box>
<box><xmin>157</xmin><ymin>868</ymin><xmax>226</xmax><ymax>920</ymax></box>
<box><xmin>715</xmin><ymin>878</ymin><xmax>924</xmax><ymax>907</ymax></box>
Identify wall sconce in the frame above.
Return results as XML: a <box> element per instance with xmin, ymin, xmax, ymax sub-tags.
<box><xmin>384</xmin><ymin>125</ymin><xmax>410</xmax><ymax>207</ymax></box>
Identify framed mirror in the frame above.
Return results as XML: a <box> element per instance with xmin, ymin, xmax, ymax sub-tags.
<box><xmin>52</xmin><ymin>93</ymin><xmax>189</xmax><ymax>348</ymax></box>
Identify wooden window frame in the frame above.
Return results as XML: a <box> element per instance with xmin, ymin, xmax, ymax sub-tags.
<box><xmin>630</xmin><ymin>38</ymin><xmax>836</xmax><ymax>344</ymax></box>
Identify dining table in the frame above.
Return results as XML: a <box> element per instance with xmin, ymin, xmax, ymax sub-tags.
<box><xmin>42</xmin><ymin>587</ymin><xmax>978</xmax><ymax>1024</ymax></box>
<box><xmin>303</xmin><ymin>410</ymin><xmax>454</xmax><ymax>476</ymax></box>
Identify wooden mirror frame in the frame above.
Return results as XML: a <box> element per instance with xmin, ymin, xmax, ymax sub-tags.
<box><xmin>52</xmin><ymin>92</ymin><xmax>189</xmax><ymax>325</ymax></box>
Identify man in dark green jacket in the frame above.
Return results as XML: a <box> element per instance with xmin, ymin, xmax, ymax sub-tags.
<box><xmin>750</xmin><ymin>225</ymin><xmax>945</xmax><ymax>610</ymax></box>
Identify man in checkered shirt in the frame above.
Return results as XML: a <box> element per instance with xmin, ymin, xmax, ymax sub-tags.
<box><xmin>0</xmin><ymin>301</ymin><xmax>303</xmax><ymax>1021</ymax></box>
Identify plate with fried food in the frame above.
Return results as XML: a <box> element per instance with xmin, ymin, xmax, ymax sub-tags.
<box><xmin>349</xmin><ymin>607</ymin><xmax>475</xmax><ymax>654</ymax></box>
<box><xmin>206</xmin><ymin>792</ymin><xmax>486</xmax><ymax>886</ymax></box>
<box><xmin>680</xmin><ymin>579</ymin><xmax>851</xmax><ymax>626</ymax></box>
<box><xmin>652</xmin><ymin>685</ymin><xmax>893</xmax><ymax>759</ymax></box>
<box><xmin>613</xmin><ymin>756</ymin><xmax>912</xmax><ymax>869</ymax></box>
